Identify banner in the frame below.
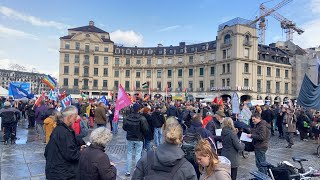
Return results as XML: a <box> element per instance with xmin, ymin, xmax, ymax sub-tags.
<box><xmin>61</xmin><ymin>95</ymin><xmax>72</xmax><ymax>109</ymax></box>
<box><xmin>48</xmin><ymin>90</ymin><xmax>58</xmax><ymax>101</ymax></box>
<box><xmin>8</xmin><ymin>82</ymin><xmax>31</xmax><ymax>95</ymax></box>
<box><xmin>231</xmin><ymin>92</ymin><xmax>240</xmax><ymax>114</ymax></box>
<box><xmin>99</xmin><ymin>96</ymin><xmax>109</xmax><ymax>106</ymax></box>
<box><xmin>113</xmin><ymin>84</ymin><xmax>132</xmax><ymax>122</ymax></box>
<box><xmin>9</xmin><ymin>83</ymin><xmax>34</xmax><ymax>99</ymax></box>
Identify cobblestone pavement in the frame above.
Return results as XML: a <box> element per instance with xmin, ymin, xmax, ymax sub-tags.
<box><xmin>0</xmin><ymin>120</ymin><xmax>319</xmax><ymax>180</ymax></box>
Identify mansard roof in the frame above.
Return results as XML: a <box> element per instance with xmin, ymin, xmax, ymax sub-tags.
<box><xmin>68</xmin><ymin>25</ymin><xmax>108</xmax><ymax>34</ymax></box>
<box><xmin>258</xmin><ymin>44</ymin><xmax>291</xmax><ymax>64</ymax></box>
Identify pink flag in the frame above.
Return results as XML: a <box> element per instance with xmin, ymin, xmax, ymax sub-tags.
<box><xmin>113</xmin><ymin>84</ymin><xmax>132</xmax><ymax>122</ymax></box>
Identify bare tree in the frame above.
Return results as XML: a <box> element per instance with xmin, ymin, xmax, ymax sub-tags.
<box><xmin>8</xmin><ymin>63</ymin><xmax>27</xmax><ymax>72</ymax></box>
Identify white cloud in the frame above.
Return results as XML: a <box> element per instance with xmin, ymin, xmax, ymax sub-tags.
<box><xmin>110</xmin><ymin>30</ymin><xmax>143</xmax><ymax>46</ymax></box>
<box><xmin>157</xmin><ymin>25</ymin><xmax>181</xmax><ymax>32</ymax></box>
<box><xmin>0</xmin><ymin>6</ymin><xmax>69</xmax><ymax>30</ymax></box>
<box><xmin>0</xmin><ymin>24</ymin><xmax>39</xmax><ymax>40</ymax></box>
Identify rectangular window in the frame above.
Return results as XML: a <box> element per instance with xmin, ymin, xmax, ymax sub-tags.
<box><xmin>285</xmin><ymin>83</ymin><xmax>289</xmax><ymax>92</ymax></box>
<box><xmin>94</xmin><ymin>56</ymin><xmax>99</xmax><ymax>64</ymax></box>
<box><xmin>188</xmin><ymin>81</ymin><xmax>193</xmax><ymax>89</ymax></box>
<box><xmin>267</xmin><ymin>67</ymin><xmax>271</xmax><ymax>76</ymax></box>
<box><xmin>168</xmin><ymin>69</ymin><xmax>172</xmax><ymax>77</ymax></box>
<box><xmin>95</xmin><ymin>45</ymin><xmax>99</xmax><ymax>51</ymax></box>
<box><xmin>178</xmin><ymin>57</ymin><xmax>183</xmax><ymax>63</ymax></box>
<box><xmin>83</xmin><ymin>79</ymin><xmax>89</xmax><ymax>87</ymax></box>
<box><xmin>157</xmin><ymin>70</ymin><xmax>162</xmax><ymax>78</ymax></box>
<box><xmin>189</xmin><ymin>69</ymin><xmax>193</xmax><ymax>77</ymax></box>
<box><xmin>199</xmin><ymin>67</ymin><xmax>204</xmax><ymax>76</ymax></box>
<box><xmin>157</xmin><ymin>81</ymin><xmax>161</xmax><ymax>89</ymax></box>
<box><xmin>223</xmin><ymin>64</ymin><xmax>226</xmax><ymax>74</ymax></box>
<box><xmin>136</xmin><ymin>71</ymin><xmax>141</xmax><ymax>78</ymax></box>
<box><xmin>244</xmin><ymin>48</ymin><xmax>249</xmax><ymax>58</ymax></box>
<box><xmin>167</xmin><ymin>82</ymin><xmax>172</xmax><ymax>88</ymax></box>
<box><xmin>63</xmin><ymin>78</ymin><xmax>68</xmax><ymax>86</ymax></box>
<box><xmin>85</xmin><ymin>44</ymin><xmax>90</xmax><ymax>53</ymax></box>
<box><xmin>222</xmin><ymin>79</ymin><xmax>225</xmax><ymax>87</ymax></box>
<box><xmin>199</xmin><ymin>81</ymin><xmax>204</xmax><ymax>89</ymax></box>
<box><xmin>227</xmin><ymin>63</ymin><xmax>230</xmax><ymax>73</ymax></box>
<box><xmin>93</xmin><ymin>80</ymin><xmax>98</xmax><ymax>87</ymax></box>
<box><xmin>168</xmin><ymin>58</ymin><xmax>172</xmax><ymax>64</ymax></box>
<box><xmin>223</xmin><ymin>49</ymin><xmax>231</xmax><ymax>59</ymax></box>
<box><xmin>103</xmin><ymin>68</ymin><xmax>108</xmax><ymax>76</ymax></box>
<box><xmin>103</xmin><ymin>80</ymin><xmax>108</xmax><ymax>88</ymax></box>
<box><xmin>125</xmin><ymin>81</ymin><xmax>130</xmax><ymax>89</ymax></box>
<box><xmin>75</xmin><ymin>55</ymin><xmax>79</xmax><ymax>63</ymax></box>
<box><xmin>114</xmin><ymin>70</ymin><xmax>119</xmax><ymax>77</ymax></box>
<box><xmin>276</xmin><ymin>68</ymin><xmax>280</xmax><ymax>77</ymax></box>
<box><xmin>257</xmin><ymin>66</ymin><xmax>262</xmax><ymax>75</ymax></box>
<box><xmin>125</xmin><ymin>70</ymin><xmax>130</xmax><ymax>77</ymax></box>
<box><xmin>64</xmin><ymin>54</ymin><xmax>69</xmax><ymax>63</ymax></box>
<box><xmin>75</xmin><ymin>42</ymin><xmax>80</xmax><ymax>50</ymax></box>
<box><xmin>94</xmin><ymin>68</ymin><xmax>98</xmax><ymax>76</ymax></box>
<box><xmin>74</xmin><ymin>79</ymin><xmax>78</xmax><ymax>86</ymax></box>
<box><xmin>189</xmin><ymin>56</ymin><xmax>193</xmax><ymax>64</ymax></box>
<box><xmin>178</xmin><ymin>69</ymin><xmax>183</xmax><ymax>77</ymax></box>
<box><xmin>136</xmin><ymin>81</ymin><xmax>140</xmax><ymax>88</ymax></box>
<box><xmin>104</xmin><ymin>57</ymin><xmax>108</xmax><ymax>65</ymax></box>
<box><xmin>147</xmin><ymin>70</ymin><xmax>151</xmax><ymax>78</ymax></box>
<box><xmin>136</xmin><ymin>59</ymin><xmax>141</xmax><ymax>65</ymax></box>
<box><xmin>178</xmin><ymin>81</ymin><xmax>182</xmax><ymax>88</ymax></box>
<box><xmin>210</xmin><ymin>80</ymin><xmax>215</xmax><ymax>87</ymax></box>
<box><xmin>114</xmin><ymin>81</ymin><xmax>119</xmax><ymax>88</ymax></box>
<box><xmin>157</xmin><ymin>59</ymin><xmax>162</xmax><ymax>65</ymax></box>
<box><xmin>227</xmin><ymin>78</ymin><xmax>230</xmax><ymax>87</ymax></box>
<box><xmin>64</xmin><ymin>66</ymin><xmax>69</xmax><ymax>74</ymax></box>
<box><xmin>276</xmin><ymin>82</ymin><xmax>280</xmax><ymax>92</ymax></box>
<box><xmin>210</xmin><ymin>66</ymin><xmax>215</xmax><ymax>76</ymax></box>
<box><xmin>244</xmin><ymin>63</ymin><xmax>249</xmax><ymax>73</ymax></box>
<box><xmin>244</xmin><ymin>78</ymin><xmax>249</xmax><ymax>87</ymax></box>
<box><xmin>126</xmin><ymin>58</ymin><xmax>130</xmax><ymax>65</ymax></box>
<box><xmin>285</xmin><ymin>70</ymin><xmax>289</xmax><ymax>78</ymax></box>
<box><xmin>147</xmin><ymin>58</ymin><xmax>152</xmax><ymax>65</ymax></box>
<box><xmin>267</xmin><ymin>81</ymin><xmax>271</xmax><ymax>91</ymax></box>
<box><xmin>115</xmin><ymin>58</ymin><xmax>119</xmax><ymax>65</ymax></box>
<box><xmin>104</xmin><ymin>46</ymin><xmax>109</xmax><ymax>52</ymax></box>
<box><xmin>65</xmin><ymin>43</ymin><xmax>70</xmax><ymax>49</ymax></box>
<box><xmin>74</xmin><ymin>66</ymin><xmax>79</xmax><ymax>75</ymax></box>
<box><xmin>257</xmin><ymin>80</ymin><xmax>261</xmax><ymax>90</ymax></box>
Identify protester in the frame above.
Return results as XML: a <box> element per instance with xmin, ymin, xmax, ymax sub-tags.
<box><xmin>221</xmin><ymin>117</ymin><xmax>245</xmax><ymax>180</ymax></box>
<box><xmin>132</xmin><ymin>120</ymin><xmax>197</xmax><ymax>180</ymax></box>
<box><xmin>44</xmin><ymin>106</ymin><xmax>84</xmax><ymax>179</ymax></box>
<box><xmin>43</xmin><ymin>110</ymin><xmax>60</xmax><ymax>144</ymax></box>
<box><xmin>202</xmin><ymin>111</ymin><xmax>213</xmax><ymax>128</ymax></box>
<box><xmin>78</xmin><ymin>127</ymin><xmax>117</xmax><ymax>180</ymax></box>
<box><xmin>247</xmin><ymin>113</ymin><xmax>270</xmax><ymax>174</ymax></box>
<box><xmin>141</xmin><ymin>106</ymin><xmax>154</xmax><ymax>151</ymax></box>
<box><xmin>26</xmin><ymin>100</ymin><xmax>36</xmax><ymax>129</ymax></box>
<box><xmin>261</xmin><ymin>105</ymin><xmax>275</xmax><ymax>136</ymax></box>
<box><xmin>195</xmin><ymin>139</ymin><xmax>232</xmax><ymax>180</ymax></box>
<box><xmin>0</xmin><ymin>101</ymin><xmax>20</xmax><ymax>145</ymax></box>
<box><xmin>276</xmin><ymin>107</ymin><xmax>286</xmax><ymax>138</ymax></box>
<box><xmin>151</xmin><ymin>105</ymin><xmax>165</xmax><ymax>147</ymax></box>
<box><xmin>95</xmin><ymin>102</ymin><xmax>108</xmax><ymax>127</ymax></box>
<box><xmin>283</xmin><ymin>107</ymin><xmax>297</xmax><ymax>148</ymax></box>
<box><xmin>35</xmin><ymin>101</ymin><xmax>48</xmax><ymax>142</ymax></box>
<box><xmin>166</xmin><ymin>101</ymin><xmax>179</xmax><ymax>118</ymax></box>
<box><xmin>123</xmin><ymin>103</ymin><xmax>149</xmax><ymax>177</ymax></box>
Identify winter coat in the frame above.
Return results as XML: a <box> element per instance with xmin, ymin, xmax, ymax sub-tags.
<box><xmin>199</xmin><ymin>156</ymin><xmax>231</xmax><ymax>180</ymax></box>
<box><xmin>221</xmin><ymin>127</ymin><xmax>245</xmax><ymax>168</ymax></box>
<box><xmin>205</xmin><ymin>117</ymin><xmax>222</xmax><ymax>141</ymax></box>
<box><xmin>43</xmin><ymin>116</ymin><xmax>57</xmax><ymax>144</ymax></box>
<box><xmin>202</xmin><ymin>115</ymin><xmax>213</xmax><ymax>128</ymax></box>
<box><xmin>44</xmin><ymin>120</ymin><xmax>81</xmax><ymax>180</ymax></box>
<box><xmin>123</xmin><ymin>112</ymin><xmax>149</xmax><ymax>141</ymax></box>
<box><xmin>80</xmin><ymin>104</ymin><xmax>88</xmax><ymax>116</ymax></box>
<box><xmin>186</xmin><ymin>120</ymin><xmax>213</xmax><ymax>139</ymax></box>
<box><xmin>35</xmin><ymin>105</ymin><xmax>48</xmax><ymax>124</ymax></box>
<box><xmin>151</xmin><ymin>111</ymin><xmax>165</xmax><ymax>128</ymax></box>
<box><xmin>276</xmin><ymin>112</ymin><xmax>285</xmax><ymax>126</ymax></box>
<box><xmin>283</xmin><ymin>113</ymin><xmax>297</xmax><ymax>133</ymax></box>
<box><xmin>132</xmin><ymin>143</ymin><xmax>197</xmax><ymax>180</ymax></box>
<box><xmin>251</xmin><ymin>120</ymin><xmax>270</xmax><ymax>151</ymax></box>
<box><xmin>72</xmin><ymin>117</ymin><xmax>81</xmax><ymax>135</ymax></box>
<box><xmin>261</xmin><ymin>109</ymin><xmax>273</xmax><ymax>123</ymax></box>
<box><xmin>0</xmin><ymin>107</ymin><xmax>20</xmax><ymax>125</ymax></box>
<box><xmin>46</xmin><ymin>108</ymin><xmax>56</xmax><ymax>117</ymax></box>
<box><xmin>143</xmin><ymin>113</ymin><xmax>154</xmax><ymax>141</ymax></box>
<box><xmin>166</xmin><ymin>105</ymin><xmax>179</xmax><ymax>117</ymax></box>
<box><xmin>94</xmin><ymin>106</ymin><xmax>107</xmax><ymax>125</ymax></box>
<box><xmin>78</xmin><ymin>144</ymin><xmax>116</xmax><ymax>180</ymax></box>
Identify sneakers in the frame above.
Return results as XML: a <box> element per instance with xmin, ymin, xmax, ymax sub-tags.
<box><xmin>125</xmin><ymin>172</ymin><xmax>130</xmax><ymax>177</ymax></box>
<box><xmin>285</xmin><ymin>144</ymin><xmax>292</xmax><ymax>148</ymax></box>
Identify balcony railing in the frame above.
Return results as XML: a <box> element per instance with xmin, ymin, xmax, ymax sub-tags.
<box><xmin>83</xmin><ymin>73</ymin><xmax>89</xmax><ymax>77</ymax></box>
<box><xmin>187</xmin><ymin>88</ymin><xmax>193</xmax><ymax>92</ymax></box>
<box><xmin>243</xmin><ymin>40</ymin><xmax>252</xmax><ymax>47</ymax></box>
<box><xmin>83</xmin><ymin>61</ymin><xmax>90</xmax><ymax>65</ymax></box>
<box><xmin>198</xmin><ymin>88</ymin><xmax>204</xmax><ymax>92</ymax></box>
<box><xmin>266</xmin><ymin>89</ymin><xmax>271</xmax><ymax>93</ymax></box>
<box><xmin>220</xmin><ymin>41</ymin><xmax>232</xmax><ymax>49</ymax></box>
<box><xmin>257</xmin><ymin>88</ymin><xmax>262</xmax><ymax>92</ymax></box>
<box><xmin>82</xmin><ymin>85</ymin><xmax>89</xmax><ymax>89</ymax></box>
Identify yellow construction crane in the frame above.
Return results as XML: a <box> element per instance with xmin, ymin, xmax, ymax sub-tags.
<box><xmin>248</xmin><ymin>0</ymin><xmax>304</xmax><ymax>44</ymax></box>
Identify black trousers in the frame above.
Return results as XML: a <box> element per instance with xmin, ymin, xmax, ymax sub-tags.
<box><xmin>3</xmin><ymin>124</ymin><xmax>17</xmax><ymax>142</ymax></box>
<box><xmin>28</xmin><ymin>117</ymin><xmax>35</xmax><ymax>127</ymax></box>
<box><xmin>231</xmin><ymin>167</ymin><xmax>238</xmax><ymax>180</ymax></box>
<box><xmin>277</xmin><ymin>123</ymin><xmax>283</xmax><ymax>136</ymax></box>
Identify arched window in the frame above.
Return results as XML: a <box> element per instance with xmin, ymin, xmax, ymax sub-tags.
<box><xmin>245</xmin><ymin>34</ymin><xmax>250</xmax><ymax>42</ymax></box>
<box><xmin>224</xmin><ymin>34</ymin><xmax>231</xmax><ymax>44</ymax></box>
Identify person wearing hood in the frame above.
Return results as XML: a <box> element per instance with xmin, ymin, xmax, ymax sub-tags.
<box><xmin>132</xmin><ymin>119</ymin><xmax>197</xmax><ymax>180</ymax></box>
<box><xmin>43</xmin><ymin>110</ymin><xmax>60</xmax><ymax>144</ymax></box>
<box><xmin>195</xmin><ymin>139</ymin><xmax>231</xmax><ymax>180</ymax></box>
<box><xmin>221</xmin><ymin>117</ymin><xmax>245</xmax><ymax>180</ymax></box>
<box><xmin>166</xmin><ymin>101</ymin><xmax>180</xmax><ymax>118</ymax></box>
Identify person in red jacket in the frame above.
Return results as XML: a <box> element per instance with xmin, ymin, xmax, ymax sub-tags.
<box><xmin>202</xmin><ymin>112</ymin><xmax>213</xmax><ymax>128</ymax></box>
<box><xmin>72</xmin><ymin>116</ymin><xmax>81</xmax><ymax>135</ymax></box>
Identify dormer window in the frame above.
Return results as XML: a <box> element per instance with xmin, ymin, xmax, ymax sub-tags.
<box><xmin>159</xmin><ymin>50</ymin><xmax>163</xmax><ymax>54</ymax></box>
<box><xmin>101</xmin><ymin>35</ymin><xmax>105</xmax><ymax>39</ymax></box>
<box><xmin>169</xmin><ymin>49</ymin><xmax>173</xmax><ymax>54</ymax></box>
<box><xmin>115</xmin><ymin>48</ymin><xmax>120</xmax><ymax>54</ymax></box>
<box><xmin>224</xmin><ymin>34</ymin><xmax>231</xmax><ymax>44</ymax></box>
<box><xmin>180</xmin><ymin>49</ymin><xmax>184</xmax><ymax>53</ymax></box>
<box><xmin>148</xmin><ymin>49</ymin><xmax>153</xmax><ymax>55</ymax></box>
<box><xmin>126</xmin><ymin>49</ymin><xmax>131</xmax><ymax>54</ymax></box>
<box><xmin>202</xmin><ymin>45</ymin><xmax>206</xmax><ymax>50</ymax></box>
<box><xmin>191</xmin><ymin>47</ymin><xmax>194</xmax><ymax>51</ymax></box>
<box><xmin>137</xmin><ymin>49</ymin><xmax>142</xmax><ymax>54</ymax></box>
<box><xmin>245</xmin><ymin>35</ymin><xmax>250</xmax><ymax>42</ymax></box>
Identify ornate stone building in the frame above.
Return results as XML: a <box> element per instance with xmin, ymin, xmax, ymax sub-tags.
<box><xmin>59</xmin><ymin>18</ymin><xmax>293</xmax><ymax>103</ymax></box>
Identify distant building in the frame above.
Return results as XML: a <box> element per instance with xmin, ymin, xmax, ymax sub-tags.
<box><xmin>59</xmin><ymin>18</ymin><xmax>294</xmax><ymax>103</ymax></box>
<box><xmin>0</xmin><ymin>69</ymin><xmax>50</xmax><ymax>94</ymax></box>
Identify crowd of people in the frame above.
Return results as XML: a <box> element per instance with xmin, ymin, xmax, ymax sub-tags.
<box><xmin>0</xmin><ymin>95</ymin><xmax>319</xmax><ymax>180</ymax></box>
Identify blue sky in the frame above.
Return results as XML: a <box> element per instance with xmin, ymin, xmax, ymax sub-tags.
<box><xmin>0</xmin><ymin>0</ymin><xmax>319</xmax><ymax>79</ymax></box>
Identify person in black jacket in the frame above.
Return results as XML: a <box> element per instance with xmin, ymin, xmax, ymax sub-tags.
<box><xmin>78</xmin><ymin>127</ymin><xmax>116</xmax><ymax>180</ymax></box>
<box><xmin>261</xmin><ymin>105</ymin><xmax>274</xmax><ymax>136</ymax></box>
<box><xmin>151</xmin><ymin>106</ymin><xmax>165</xmax><ymax>147</ymax></box>
<box><xmin>123</xmin><ymin>103</ymin><xmax>149</xmax><ymax>177</ymax></box>
<box><xmin>44</xmin><ymin>106</ymin><xmax>83</xmax><ymax>180</ymax></box>
<box><xmin>0</xmin><ymin>101</ymin><xmax>20</xmax><ymax>145</ymax></box>
<box><xmin>26</xmin><ymin>100</ymin><xmax>36</xmax><ymax>128</ymax></box>
<box><xmin>141</xmin><ymin>107</ymin><xmax>154</xmax><ymax>151</ymax></box>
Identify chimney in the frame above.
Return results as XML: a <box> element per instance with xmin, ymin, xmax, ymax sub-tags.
<box><xmin>179</xmin><ymin>42</ymin><xmax>186</xmax><ymax>47</ymax></box>
<box><xmin>157</xmin><ymin>44</ymin><xmax>163</xmax><ymax>47</ymax></box>
<box><xmin>89</xmin><ymin>21</ymin><xmax>94</xmax><ymax>26</ymax></box>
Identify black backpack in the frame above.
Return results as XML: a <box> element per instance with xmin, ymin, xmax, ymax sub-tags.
<box><xmin>271</xmin><ymin>163</ymin><xmax>298</xmax><ymax>180</ymax></box>
<box><xmin>123</xmin><ymin>114</ymin><xmax>142</xmax><ymax>135</ymax></box>
<box><xmin>144</xmin><ymin>150</ymin><xmax>187</xmax><ymax>180</ymax></box>
<box><xmin>181</xmin><ymin>132</ymin><xmax>201</xmax><ymax>163</ymax></box>
<box><xmin>182</xmin><ymin>111</ymin><xmax>192</xmax><ymax>128</ymax></box>
<box><xmin>39</xmin><ymin>111</ymin><xmax>48</xmax><ymax>120</ymax></box>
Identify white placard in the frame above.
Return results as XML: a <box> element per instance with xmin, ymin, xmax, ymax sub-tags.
<box><xmin>240</xmin><ymin>132</ymin><xmax>253</xmax><ymax>142</ymax></box>
<box><xmin>215</xmin><ymin>129</ymin><xmax>222</xmax><ymax>136</ymax></box>
<box><xmin>232</xmin><ymin>92</ymin><xmax>240</xmax><ymax>114</ymax></box>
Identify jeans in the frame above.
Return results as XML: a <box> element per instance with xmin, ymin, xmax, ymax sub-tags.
<box><xmin>154</xmin><ymin>128</ymin><xmax>162</xmax><ymax>147</ymax></box>
<box><xmin>126</xmin><ymin>140</ymin><xmax>143</xmax><ymax>173</ymax></box>
<box><xmin>112</xmin><ymin>121</ymin><xmax>118</xmax><ymax>134</ymax></box>
<box><xmin>255</xmin><ymin>150</ymin><xmax>267</xmax><ymax>174</ymax></box>
<box><xmin>285</xmin><ymin>132</ymin><xmax>294</xmax><ymax>145</ymax></box>
<box><xmin>144</xmin><ymin>139</ymin><xmax>152</xmax><ymax>151</ymax></box>
<box><xmin>36</xmin><ymin>123</ymin><xmax>44</xmax><ymax>141</ymax></box>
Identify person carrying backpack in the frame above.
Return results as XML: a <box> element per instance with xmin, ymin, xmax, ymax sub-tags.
<box><xmin>132</xmin><ymin>120</ymin><xmax>197</xmax><ymax>180</ymax></box>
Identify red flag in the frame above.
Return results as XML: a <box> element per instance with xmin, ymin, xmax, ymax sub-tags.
<box><xmin>113</xmin><ymin>84</ymin><xmax>132</xmax><ymax>122</ymax></box>
<box><xmin>218</xmin><ymin>98</ymin><xmax>224</xmax><ymax>106</ymax></box>
<box><xmin>213</xmin><ymin>97</ymin><xmax>218</xmax><ymax>104</ymax></box>
<box><xmin>35</xmin><ymin>92</ymin><xmax>45</xmax><ymax>107</ymax></box>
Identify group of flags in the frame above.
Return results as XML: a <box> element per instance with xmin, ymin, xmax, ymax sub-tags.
<box><xmin>212</xmin><ymin>96</ymin><xmax>225</xmax><ymax>106</ymax></box>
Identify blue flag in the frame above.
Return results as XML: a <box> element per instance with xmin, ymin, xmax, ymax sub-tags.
<box><xmin>9</xmin><ymin>83</ymin><xmax>34</xmax><ymax>99</ymax></box>
<box><xmin>61</xmin><ymin>95</ymin><xmax>72</xmax><ymax>109</ymax></box>
<box><xmin>48</xmin><ymin>90</ymin><xmax>58</xmax><ymax>101</ymax></box>
<box><xmin>99</xmin><ymin>96</ymin><xmax>109</xmax><ymax>106</ymax></box>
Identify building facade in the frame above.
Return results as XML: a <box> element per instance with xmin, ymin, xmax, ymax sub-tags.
<box><xmin>59</xmin><ymin>18</ymin><xmax>293</xmax><ymax>103</ymax></box>
<box><xmin>0</xmin><ymin>69</ymin><xmax>49</xmax><ymax>94</ymax></box>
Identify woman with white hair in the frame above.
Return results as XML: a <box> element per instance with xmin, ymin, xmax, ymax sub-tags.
<box><xmin>78</xmin><ymin>127</ymin><xmax>116</xmax><ymax>180</ymax></box>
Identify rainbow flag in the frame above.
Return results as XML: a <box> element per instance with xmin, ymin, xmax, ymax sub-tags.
<box><xmin>42</xmin><ymin>75</ymin><xmax>56</xmax><ymax>90</ymax></box>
